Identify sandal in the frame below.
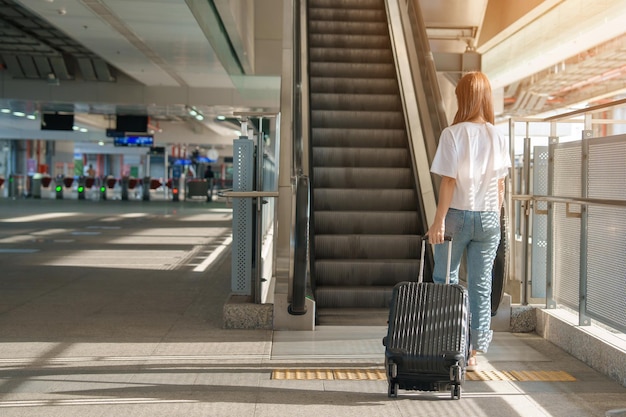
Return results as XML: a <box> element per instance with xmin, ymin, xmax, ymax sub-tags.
<box><xmin>466</xmin><ymin>355</ymin><xmax>478</xmax><ymax>372</ymax></box>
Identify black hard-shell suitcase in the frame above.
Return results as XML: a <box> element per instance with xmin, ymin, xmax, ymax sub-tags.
<box><xmin>382</xmin><ymin>236</ymin><xmax>470</xmax><ymax>399</ymax></box>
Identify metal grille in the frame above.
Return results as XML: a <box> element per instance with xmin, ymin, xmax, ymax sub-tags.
<box><xmin>588</xmin><ymin>139</ymin><xmax>626</xmax><ymax>200</ymax></box>
<box><xmin>587</xmin><ymin>206</ymin><xmax>626</xmax><ymax>330</ymax></box>
<box><xmin>552</xmin><ymin>143</ymin><xmax>581</xmax><ymax>309</ymax></box>
<box><xmin>553</xmin><ymin>143</ymin><xmax>581</xmax><ymax>197</ymax></box>
<box><xmin>586</xmin><ymin>137</ymin><xmax>626</xmax><ymax>330</ymax></box>
<box><xmin>231</xmin><ymin>138</ymin><xmax>254</xmax><ymax>294</ymax></box>
<box><xmin>531</xmin><ymin>146</ymin><xmax>549</xmax><ymax>298</ymax></box>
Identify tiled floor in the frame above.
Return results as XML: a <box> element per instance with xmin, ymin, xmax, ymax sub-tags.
<box><xmin>0</xmin><ymin>199</ymin><xmax>625</xmax><ymax>417</ymax></box>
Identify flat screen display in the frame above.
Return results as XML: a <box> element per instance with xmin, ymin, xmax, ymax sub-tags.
<box><xmin>115</xmin><ymin>115</ymin><xmax>148</xmax><ymax>133</ymax></box>
<box><xmin>113</xmin><ymin>136</ymin><xmax>154</xmax><ymax>147</ymax></box>
<box><xmin>41</xmin><ymin>113</ymin><xmax>74</xmax><ymax>131</ymax></box>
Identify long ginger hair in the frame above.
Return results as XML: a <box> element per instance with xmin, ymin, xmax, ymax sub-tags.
<box><xmin>452</xmin><ymin>71</ymin><xmax>495</xmax><ymax>125</ymax></box>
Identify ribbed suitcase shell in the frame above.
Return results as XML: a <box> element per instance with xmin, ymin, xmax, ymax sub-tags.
<box><xmin>384</xmin><ymin>280</ymin><xmax>470</xmax><ymax>394</ymax></box>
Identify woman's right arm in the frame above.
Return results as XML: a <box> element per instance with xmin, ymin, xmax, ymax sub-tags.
<box><xmin>426</xmin><ymin>176</ymin><xmax>456</xmax><ymax>244</ymax></box>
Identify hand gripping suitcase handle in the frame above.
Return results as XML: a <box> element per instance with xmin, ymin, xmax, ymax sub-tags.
<box><xmin>418</xmin><ymin>236</ymin><xmax>453</xmax><ymax>284</ymax></box>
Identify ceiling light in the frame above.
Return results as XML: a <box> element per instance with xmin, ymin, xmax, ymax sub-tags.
<box><xmin>79</xmin><ymin>128</ymin><xmax>88</xmax><ymax>133</ymax></box>
<box><xmin>13</xmin><ymin>111</ymin><xmax>26</xmax><ymax>117</ymax></box>
<box><xmin>1</xmin><ymin>109</ymin><xmax>10</xmax><ymax>114</ymax></box>
<box><xmin>189</xmin><ymin>109</ymin><xmax>198</xmax><ymax>116</ymax></box>
<box><xmin>72</xmin><ymin>126</ymin><xmax>79</xmax><ymax>130</ymax></box>
<box><xmin>98</xmin><ymin>141</ymin><xmax>105</xmax><ymax>146</ymax></box>
<box><xmin>26</xmin><ymin>115</ymin><xmax>36</xmax><ymax>120</ymax></box>
<box><xmin>217</xmin><ymin>115</ymin><xmax>226</xmax><ymax>121</ymax></box>
<box><xmin>195</xmin><ymin>114</ymin><xmax>204</xmax><ymax>121</ymax></box>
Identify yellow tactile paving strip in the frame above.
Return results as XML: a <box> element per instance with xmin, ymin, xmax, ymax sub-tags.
<box><xmin>272</xmin><ymin>369</ymin><xmax>386</xmax><ymax>381</ymax></box>
<box><xmin>466</xmin><ymin>370</ymin><xmax>576</xmax><ymax>382</ymax></box>
<box><xmin>271</xmin><ymin>369</ymin><xmax>576</xmax><ymax>382</ymax></box>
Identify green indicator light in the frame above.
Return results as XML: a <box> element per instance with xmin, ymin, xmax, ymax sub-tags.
<box><xmin>78</xmin><ymin>186</ymin><xmax>84</xmax><ymax>192</ymax></box>
<box><xmin>9</xmin><ymin>177</ymin><xmax>14</xmax><ymax>182</ymax></box>
<box><xmin>55</xmin><ymin>185</ymin><xmax>62</xmax><ymax>192</ymax></box>
<box><xmin>100</xmin><ymin>186</ymin><xmax>106</xmax><ymax>192</ymax></box>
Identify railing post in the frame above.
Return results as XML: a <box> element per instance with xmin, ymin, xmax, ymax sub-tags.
<box><xmin>546</xmin><ymin>133</ymin><xmax>558</xmax><ymax>309</ymax></box>
<box><xmin>579</xmin><ymin>129</ymin><xmax>592</xmax><ymax>326</ymax></box>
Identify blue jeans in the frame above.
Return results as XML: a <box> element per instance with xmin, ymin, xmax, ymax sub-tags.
<box><xmin>432</xmin><ymin>208</ymin><xmax>500</xmax><ymax>353</ymax></box>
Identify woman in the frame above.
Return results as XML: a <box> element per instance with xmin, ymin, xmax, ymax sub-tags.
<box><xmin>426</xmin><ymin>71</ymin><xmax>511</xmax><ymax>370</ymax></box>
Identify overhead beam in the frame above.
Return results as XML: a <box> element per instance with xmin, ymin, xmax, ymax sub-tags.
<box><xmin>0</xmin><ymin>73</ymin><xmax>280</xmax><ymax>109</ymax></box>
<box><xmin>433</xmin><ymin>51</ymin><xmax>481</xmax><ymax>73</ymax></box>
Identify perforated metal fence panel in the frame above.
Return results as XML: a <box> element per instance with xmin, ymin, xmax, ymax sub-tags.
<box><xmin>587</xmin><ymin>137</ymin><xmax>626</xmax><ymax>331</ymax></box>
<box><xmin>552</xmin><ymin>142</ymin><xmax>581</xmax><ymax>310</ymax></box>
<box><xmin>232</xmin><ymin>138</ymin><xmax>254</xmax><ymax>295</ymax></box>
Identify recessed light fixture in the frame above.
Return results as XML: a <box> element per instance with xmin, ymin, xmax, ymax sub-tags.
<box><xmin>27</xmin><ymin>115</ymin><xmax>36</xmax><ymax>120</ymax></box>
<box><xmin>217</xmin><ymin>115</ymin><xmax>226</xmax><ymax>121</ymax></box>
<box><xmin>1</xmin><ymin>109</ymin><xmax>11</xmax><ymax>114</ymax></box>
<box><xmin>13</xmin><ymin>111</ymin><xmax>26</xmax><ymax>117</ymax></box>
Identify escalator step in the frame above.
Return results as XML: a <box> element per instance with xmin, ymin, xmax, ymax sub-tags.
<box><xmin>309</xmin><ymin>34</ymin><xmax>390</xmax><ymax>49</ymax></box>
<box><xmin>309</xmin><ymin>47</ymin><xmax>392</xmax><ymax>64</ymax></box>
<box><xmin>314</xmin><ymin>189</ymin><xmax>417</xmax><ymax>211</ymax></box>
<box><xmin>311</xmin><ymin>93</ymin><xmax>401</xmax><ymax>112</ymax></box>
<box><xmin>309</xmin><ymin>0</ymin><xmax>384</xmax><ymax>9</ymax></box>
<box><xmin>311</xmin><ymin>110</ymin><xmax>404</xmax><ymax>129</ymax></box>
<box><xmin>310</xmin><ymin>77</ymin><xmax>398</xmax><ymax>95</ymax></box>
<box><xmin>314</xmin><ymin>259</ymin><xmax>419</xmax><ymax>286</ymax></box>
<box><xmin>312</xmin><ymin>147</ymin><xmax>409</xmax><ymax>167</ymax></box>
<box><xmin>315</xmin><ymin>234</ymin><xmax>422</xmax><ymax>259</ymax></box>
<box><xmin>311</xmin><ymin>128</ymin><xmax>407</xmax><ymax>148</ymax></box>
<box><xmin>312</xmin><ymin>167</ymin><xmax>413</xmax><ymax>188</ymax></box>
<box><xmin>309</xmin><ymin>21</ymin><xmax>388</xmax><ymax>36</ymax></box>
<box><xmin>310</xmin><ymin>61</ymin><xmax>394</xmax><ymax>78</ymax></box>
<box><xmin>314</xmin><ymin>211</ymin><xmax>419</xmax><ymax>234</ymax></box>
<box><xmin>315</xmin><ymin>286</ymin><xmax>393</xmax><ymax>309</ymax></box>
<box><xmin>309</xmin><ymin>8</ymin><xmax>385</xmax><ymax>23</ymax></box>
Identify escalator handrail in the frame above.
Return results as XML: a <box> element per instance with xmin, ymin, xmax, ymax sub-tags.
<box><xmin>289</xmin><ymin>0</ymin><xmax>311</xmax><ymax>315</ymax></box>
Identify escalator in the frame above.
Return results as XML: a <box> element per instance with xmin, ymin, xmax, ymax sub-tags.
<box><xmin>307</xmin><ymin>0</ymin><xmax>427</xmax><ymax>325</ymax></box>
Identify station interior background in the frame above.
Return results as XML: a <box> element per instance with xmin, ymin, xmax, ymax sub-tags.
<box><xmin>0</xmin><ymin>0</ymin><xmax>625</xmax><ymax>195</ymax></box>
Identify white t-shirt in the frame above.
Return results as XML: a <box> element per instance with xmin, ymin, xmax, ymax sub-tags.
<box><xmin>430</xmin><ymin>122</ymin><xmax>511</xmax><ymax>212</ymax></box>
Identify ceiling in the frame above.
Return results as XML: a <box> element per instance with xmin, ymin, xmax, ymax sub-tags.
<box><xmin>0</xmin><ymin>0</ymin><xmax>625</xmax><ymax>150</ymax></box>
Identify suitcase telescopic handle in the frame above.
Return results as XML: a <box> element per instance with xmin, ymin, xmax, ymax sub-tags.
<box><xmin>419</xmin><ymin>236</ymin><xmax>453</xmax><ymax>284</ymax></box>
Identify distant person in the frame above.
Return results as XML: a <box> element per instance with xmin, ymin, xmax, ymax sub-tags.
<box><xmin>204</xmin><ymin>166</ymin><xmax>215</xmax><ymax>201</ymax></box>
<box><xmin>87</xmin><ymin>164</ymin><xmax>96</xmax><ymax>177</ymax></box>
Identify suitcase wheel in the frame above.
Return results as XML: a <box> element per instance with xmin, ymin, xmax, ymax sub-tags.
<box><xmin>388</xmin><ymin>381</ymin><xmax>399</xmax><ymax>398</ymax></box>
<box><xmin>451</xmin><ymin>383</ymin><xmax>461</xmax><ymax>400</ymax></box>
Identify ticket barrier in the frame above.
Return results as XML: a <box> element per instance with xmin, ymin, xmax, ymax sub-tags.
<box><xmin>122</xmin><ymin>177</ymin><xmax>138</xmax><ymax>200</ymax></box>
<box><xmin>100</xmin><ymin>177</ymin><xmax>118</xmax><ymax>200</ymax></box>
<box><xmin>31</xmin><ymin>175</ymin><xmax>52</xmax><ymax>199</ymax></box>
<box><xmin>167</xmin><ymin>178</ymin><xmax>180</xmax><ymax>202</ymax></box>
<box><xmin>55</xmin><ymin>177</ymin><xmax>74</xmax><ymax>199</ymax></box>
<box><xmin>76</xmin><ymin>177</ymin><xmax>96</xmax><ymax>200</ymax></box>
<box><xmin>142</xmin><ymin>178</ymin><xmax>162</xmax><ymax>201</ymax></box>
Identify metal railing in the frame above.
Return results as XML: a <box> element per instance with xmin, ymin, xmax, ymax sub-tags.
<box><xmin>221</xmin><ymin>112</ymin><xmax>280</xmax><ymax>304</ymax></box>
<box><xmin>509</xmin><ymin>98</ymin><xmax>626</xmax><ymax>332</ymax></box>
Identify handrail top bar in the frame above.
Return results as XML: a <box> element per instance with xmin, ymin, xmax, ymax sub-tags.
<box><xmin>509</xmin><ymin>98</ymin><xmax>626</xmax><ymax>124</ymax></box>
<box><xmin>543</xmin><ymin>98</ymin><xmax>626</xmax><ymax>121</ymax></box>
<box><xmin>233</xmin><ymin>111</ymin><xmax>279</xmax><ymax>118</ymax></box>
<box><xmin>512</xmin><ymin>193</ymin><xmax>626</xmax><ymax>207</ymax></box>
<box><xmin>221</xmin><ymin>191</ymin><xmax>279</xmax><ymax>198</ymax></box>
